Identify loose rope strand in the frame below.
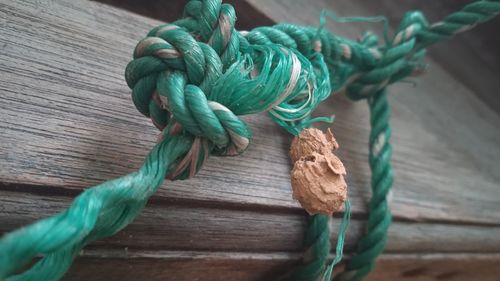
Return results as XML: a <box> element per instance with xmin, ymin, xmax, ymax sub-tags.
<box><xmin>1</xmin><ymin>1</ymin><xmax>499</xmax><ymax>280</ymax></box>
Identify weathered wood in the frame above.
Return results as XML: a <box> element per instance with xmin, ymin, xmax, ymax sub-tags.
<box><xmin>243</xmin><ymin>0</ymin><xmax>500</xmax><ymax>114</ymax></box>
<box><xmin>3</xmin><ymin>189</ymin><xmax>500</xmax><ymax>254</ymax></box>
<box><xmin>61</xmin><ymin>251</ymin><xmax>500</xmax><ymax>281</ymax></box>
<box><xmin>1</xmin><ymin>0</ymin><xmax>500</xmax><ymax>280</ymax></box>
<box><xmin>356</xmin><ymin>0</ymin><xmax>500</xmax><ymax>115</ymax></box>
<box><xmin>1</xmin><ymin>0</ymin><xmax>500</xmax><ymax>224</ymax></box>
<box><xmin>93</xmin><ymin>0</ymin><xmax>274</xmax><ymax>31</ymax></box>
<box><xmin>366</xmin><ymin>254</ymin><xmax>500</xmax><ymax>281</ymax></box>
<box><xmin>244</xmin><ymin>0</ymin><xmax>500</xmax><ymax>224</ymax></box>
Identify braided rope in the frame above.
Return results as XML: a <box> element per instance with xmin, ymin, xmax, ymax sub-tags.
<box><xmin>0</xmin><ymin>131</ymin><xmax>192</xmax><ymax>280</ymax></box>
<box><xmin>336</xmin><ymin>3</ymin><xmax>500</xmax><ymax>280</ymax></box>
<box><xmin>0</xmin><ymin>1</ymin><xmax>333</xmax><ymax>279</ymax></box>
<box><xmin>418</xmin><ymin>0</ymin><xmax>500</xmax><ymax>48</ymax></box>
<box><xmin>1</xmin><ymin>1</ymin><xmax>499</xmax><ymax>280</ymax></box>
<box><xmin>334</xmin><ymin>89</ymin><xmax>393</xmax><ymax>281</ymax></box>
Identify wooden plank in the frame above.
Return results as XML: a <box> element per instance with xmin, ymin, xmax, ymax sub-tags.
<box><xmin>92</xmin><ymin>0</ymin><xmax>274</xmax><ymax>31</ymax></box>
<box><xmin>242</xmin><ymin>0</ymin><xmax>500</xmax><ymax>113</ymax></box>
<box><xmin>241</xmin><ymin>0</ymin><xmax>500</xmax><ymax>223</ymax></box>
<box><xmin>65</xmin><ymin>250</ymin><xmax>294</xmax><ymax>281</ymax></box>
<box><xmin>1</xmin><ymin>0</ymin><xmax>500</xmax><ymax>280</ymax></box>
<box><xmin>1</xmin><ymin>0</ymin><xmax>500</xmax><ymax>225</ymax></box>
<box><xmin>3</xmin><ymin>189</ymin><xmax>500</xmax><ymax>254</ymax></box>
<box><xmin>60</xmin><ymin>250</ymin><xmax>500</xmax><ymax>281</ymax></box>
<box><xmin>350</xmin><ymin>0</ymin><xmax>500</xmax><ymax>114</ymax></box>
<box><xmin>367</xmin><ymin>253</ymin><xmax>500</xmax><ymax>281</ymax></box>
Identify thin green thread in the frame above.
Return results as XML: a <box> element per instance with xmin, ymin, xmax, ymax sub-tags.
<box><xmin>1</xmin><ymin>0</ymin><xmax>499</xmax><ymax>280</ymax></box>
<box><xmin>323</xmin><ymin>200</ymin><xmax>351</xmax><ymax>281</ymax></box>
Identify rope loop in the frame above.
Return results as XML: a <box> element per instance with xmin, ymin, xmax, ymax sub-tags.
<box><xmin>125</xmin><ymin>10</ymin><xmax>334</xmax><ymax>178</ymax></box>
<box><xmin>126</xmin><ymin>23</ymin><xmax>251</xmax><ymax>171</ymax></box>
<box><xmin>179</xmin><ymin>0</ymin><xmax>241</xmax><ymax>67</ymax></box>
<box><xmin>2</xmin><ymin>1</ymin><xmax>500</xmax><ymax>281</ymax></box>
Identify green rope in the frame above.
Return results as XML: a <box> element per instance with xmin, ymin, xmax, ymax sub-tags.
<box><xmin>0</xmin><ymin>131</ymin><xmax>193</xmax><ymax>280</ymax></box>
<box><xmin>1</xmin><ymin>0</ymin><xmax>499</xmax><ymax>280</ymax></box>
<box><xmin>334</xmin><ymin>89</ymin><xmax>393</xmax><ymax>281</ymax></box>
<box><xmin>336</xmin><ymin>3</ymin><xmax>500</xmax><ymax>280</ymax></box>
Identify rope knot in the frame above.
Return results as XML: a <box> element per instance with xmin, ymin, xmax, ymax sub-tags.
<box><xmin>126</xmin><ymin>23</ymin><xmax>252</xmax><ymax>179</ymax></box>
<box><xmin>180</xmin><ymin>0</ymin><xmax>240</xmax><ymax>67</ymax></box>
<box><xmin>125</xmin><ymin>6</ymin><xmax>331</xmax><ymax>178</ymax></box>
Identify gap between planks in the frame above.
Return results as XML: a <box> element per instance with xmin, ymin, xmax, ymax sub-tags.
<box><xmin>65</xmin><ymin>250</ymin><xmax>500</xmax><ymax>281</ymax></box>
<box><xmin>79</xmin><ymin>248</ymin><xmax>500</xmax><ymax>260</ymax></box>
<box><xmin>2</xmin><ymin>188</ymin><xmax>500</xmax><ymax>254</ymax></box>
<box><xmin>2</xmin><ymin>181</ymin><xmax>500</xmax><ymax>228</ymax></box>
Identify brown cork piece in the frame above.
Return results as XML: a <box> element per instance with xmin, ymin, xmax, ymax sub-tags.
<box><xmin>289</xmin><ymin>128</ymin><xmax>347</xmax><ymax>215</ymax></box>
<box><xmin>289</xmin><ymin>128</ymin><xmax>339</xmax><ymax>163</ymax></box>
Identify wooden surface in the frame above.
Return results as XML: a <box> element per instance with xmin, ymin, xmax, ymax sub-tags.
<box><xmin>60</xmin><ymin>252</ymin><xmax>500</xmax><ymax>281</ymax></box>
<box><xmin>1</xmin><ymin>0</ymin><xmax>500</xmax><ymax>280</ymax></box>
<box><xmin>100</xmin><ymin>0</ymin><xmax>500</xmax><ymax>114</ymax></box>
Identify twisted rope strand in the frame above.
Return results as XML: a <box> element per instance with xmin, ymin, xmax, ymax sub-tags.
<box><xmin>1</xmin><ymin>1</ymin><xmax>500</xmax><ymax>280</ymax></box>
<box><xmin>1</xmin><ymin>0</ymin><xmax>334</xmax><ymax>278</ymax></box>
<box><xmin>417</xmin><ymin>0</ymin><xmax>500</xmax><ymax>48</ymax></box>
<box><xmin>334</xmin><ymin>89</ymin><xmax>393</xmax><ymax>281</ymax></box>
<box><xmin>241</xmin><ymin>1</ymin><xmax>499</xmax><ymax>280</ymax></box>
<box><xmin>0</xmin><ymin>133</ymin><xmax>193</xmax><ymax>279</ymax></box>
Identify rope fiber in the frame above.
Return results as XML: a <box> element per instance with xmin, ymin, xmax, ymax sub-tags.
<box><xmin>0</xmin><ymin>0</ymin><xmax>499</xmax><ymax>280</ymax></box>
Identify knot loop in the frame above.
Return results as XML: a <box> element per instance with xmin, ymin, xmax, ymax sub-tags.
<box><xmin>126</xmin><ymin>11</ymin><xmax>332</xmax><ymax>178</ymax></box>
<box><xmin>157</xmin><ymin>70</ymin><xmax>250</xmax><ymax>156</ymax></box>
<box><xmin>126</xmin><ymin>23</ymin><xmax>251</xmax><ymax>179</ymax></box>
<box><xmin>4</xmin><ymin>1</ymin><xmax>500</xmax><ymax>281</ymax></box>
<box><xmin>179</xmin><ymin>0</ymin><xmax>241</xmax><ymax>67</ymax></box>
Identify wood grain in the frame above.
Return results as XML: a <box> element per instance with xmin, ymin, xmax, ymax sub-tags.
<box><xmin>246</xmin><ymin>0</ymin><xmax>500</xmax><ymax>224</ymax></box>
<box><xmin>61</xmin><ymin>250</ymin><xmax>500</xmax><ymax>281</ymax></box>
<box><xmin>242</xmin><ymin>0</ymin><xmax>500</xmax><ymax>115</ymax></box>
<box><xmin>3</xmin><ymin>189</ymin><xmax>500</xmax><ymax>254</ymax></box>
<box><xmin>95</xmin><ymin>0</ymin><xmax>500</xmax><ymax>114</ymax></box>
<box><xmin>92</xmin><ymin>0</ymin><xmax>274</xmax><ymax>31</ymax></box>
<box><xmin>1</xmin><ymin>0</ymin><xmax>500</xmax><ymax>280</ymax></box>
<box><xmin>1</xmin><ymin>0</ymin><xmax>499</xmax><ymax>225</ymax></box>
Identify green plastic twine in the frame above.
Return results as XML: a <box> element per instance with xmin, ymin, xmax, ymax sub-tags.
<box><xmin>283</xmin><ymin>200</ymin><xmax>350</xmax><ymax>281</ymax></box>
<box><xmin>323</xmin><ymin>200</ymin><xmax>351</xmax><ymax>281</ymax></box>
<box><xmin>1</xmin><ymin>0</ymin><xmax>500</xmax><ymax>280</ymax></box>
